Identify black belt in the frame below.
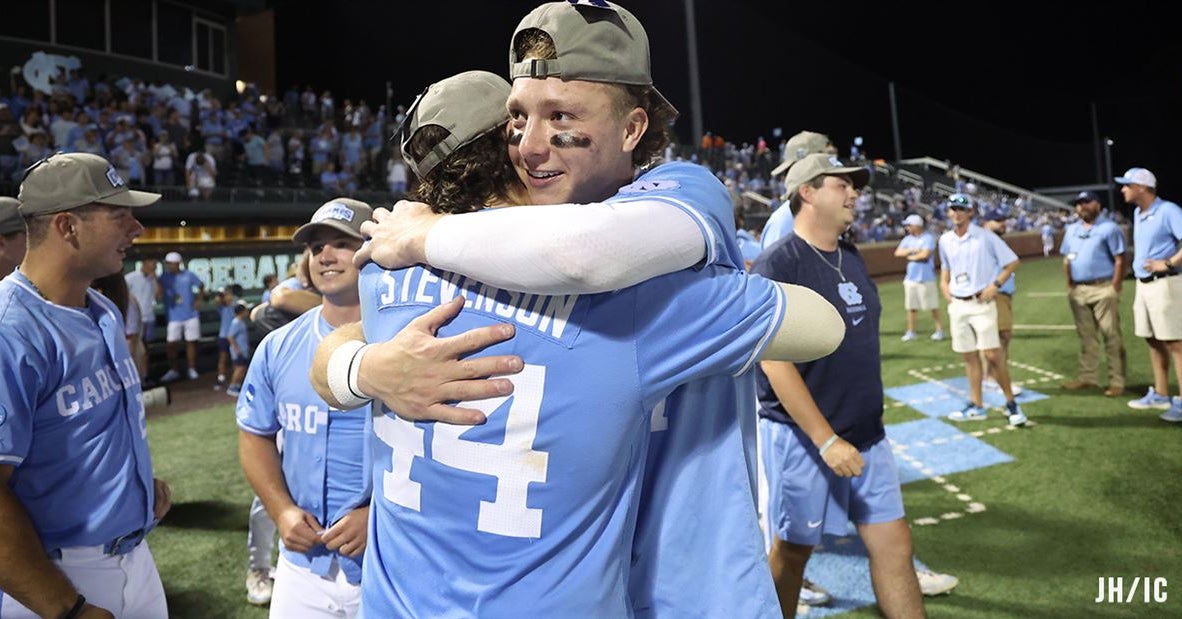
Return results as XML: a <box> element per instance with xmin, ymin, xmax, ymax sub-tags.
<box><xmin>952</xmin><ymin>293</ymin><xmax>981</xmax><ymax>301</ymax></box>
<box><xmin>1074</xmin><ymin>278</ymin><xmax>1112</xmax><ymax>286</ymax></box>
<box><xmin>1139</xmin><ymin>271</ymin><xmax>1179</xmax><ymax>283</ymax></box>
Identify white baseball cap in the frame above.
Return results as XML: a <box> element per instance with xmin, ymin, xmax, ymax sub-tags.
<box><xmin>1114</xmin><ymin>167</ymin><xmax>1156</xmax><ymax>188</ymax></box>
<box><xmin>164</xmin><ymin>251</ymin><xmax>183</xmax><ymax>263</ymax></box>
<box><xmin>902</xmin><ymin>214</ymin><xmax>924</xmax><ymax>227</ymax></box>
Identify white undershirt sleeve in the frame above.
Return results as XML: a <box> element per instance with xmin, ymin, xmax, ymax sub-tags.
<box><xmin>423</xmin><ymin>199</ymin><xmax>707</xmax><ymax>295</ymax></box>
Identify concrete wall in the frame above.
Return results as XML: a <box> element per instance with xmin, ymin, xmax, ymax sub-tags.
<box><xmin>861</xmin><ymin>230</ymin><xmax>1076</xmax><ymax>278</ymax></box>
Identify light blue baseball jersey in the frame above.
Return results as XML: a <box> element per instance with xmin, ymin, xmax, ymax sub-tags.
<box><xmin>939</xmin><ymin>224</ymin><xmax>1019</xmax><ymax>297</ymax></box>
<box><xmin>0</xmin><ymin>272</ymin><xmax>155</xmax><ymax>551</ymax></box>
<box><xmin>761</xmin><ymin>204</ymin><xmax>795</xmax><ymax>249</ymax></box>
<box><xmin>607</xmin><ymin>162</ymin><xmax>780</xmax><ymax>617</ymax></box>
<box><xmin>218</xmin><ymin>303</ymin><xmax>235</xmax><ymax>338</ymax></box>
<box><xmin>228</xmin><ymin>316</ymin><xmax>250</xmax><ymax>360</ymax></box>
<box><xmin>1060</xmin><ymin>217</ymin><xmax>1126</xmax><ymax>281</ymax></box>
<box><xmin>1131</xmin><ymin>198</ymin><xmax>1182</xmax><ymax>278</ymax></box>
<box><xmin>235</xmin><ymin>306</ymin><xmax>370</xmax><ymax>583</ymax></box>
<box><xmin>737</xmin><ymin>228</ymin><xmax>762</xmax><ymax>265</ymax></box>
<box><xmin>260</xmin><ymin>275</ymin><xmax>303</xmax><ymax>304</ymax></box>
<box><xmin>158</xmin><ymin>269</ymin><xmax>203</xmax><ymax>322</ymax></box>
<box><xmin>357</xmin><ymin>260</ymin><xmax>786</xmax><ymax>617</ymax></box>
<box><xmin>897</xmin><ymin>232</ymin><xmax>937</xmax><ymax>282</ymax></box>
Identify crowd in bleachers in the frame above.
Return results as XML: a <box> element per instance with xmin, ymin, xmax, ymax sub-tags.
<box><xmin>0</xmin><ymin>67</ymin><xmax>1086</xmax><ymax>245</ymax></box>
<box><xmin>0</xmin><ymin>70</ymin><xmax>410</xmax><ymax>200</ymax></box>
<box><xmin>666</xmin><ymin>130</ymin><xmax>1083</xmax><ymax>245</ymax></box>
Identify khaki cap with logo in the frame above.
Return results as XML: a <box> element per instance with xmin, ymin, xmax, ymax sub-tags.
<box><xmin>18</xmin><ymin>153</ymin><xmax>161</xmax><ymax>216</ymax></box>
<box><xmin>783</xmin><ymin>153</ymin><xmax>870</xmax><ymax>198</ymax></box>
<box><xmin>292</xmin><ymin>198</ymin><xmax>373</xmax><ymax>244</ymax></box>
<box><xmin>400</xmin><ymin>71</ymin><xmax>512</xmax><ymax>179</ymax></box>
<box><xmin>0</xmin><ymin>197</ymin><xmax>22</xmax><ymax>235</ymax></box>
<box><xmin>509</xmin><ymin>1</ymin><xmax>677</xmax><ymax>117</ymax></box>
<box><xmin>771</xmin><ymin>130</ymin><xmax>833</xmax><ymax>177</ymax></box>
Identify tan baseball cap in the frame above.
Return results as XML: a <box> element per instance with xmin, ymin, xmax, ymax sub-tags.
<box><xmin>783</xmin><ymin>153</ymin><xmax>870</xmax><ymax>198</ymax></box>
<box><xmin>292</xmin><ymin>198</ymin><xmax>373</xmax><ymax>244</ymax></box>
<box><xmin>17</xmin><ymin>153</ymin><xmax>161</xmax><ymax>216</ymax></box>
<box><xmin>771</xmin><ymin>130</ymin><xmax>833</xmax><ymax>177</ymax></box>
<box><xmin>509</xmin><ymin>1</ymin><xmax>677</xmax><ymax>118</ymax></box>
<box><xmin>400</xmin><ymin>71</ymin><xmax>512</xmax><ymax>179</ymax></box>
<box><xmin>0</xmin><ymin>197</ymin><xmax>22</xmax><ymax>235</ymax></box>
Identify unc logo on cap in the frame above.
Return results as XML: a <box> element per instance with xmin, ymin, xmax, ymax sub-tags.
<box><xmin>312</xmin><ymin>202</ymin><xmax>355</xmax><ymax>224</ymax></box>
<box><xmin>828</xmin><ymin>156</ymin><xmax>842</xmax><ymax>167</ymax></box>
<box><xmin>106</xmin><ymin>166</ymin><xmax>126</xmax><ymax>188</ymax></box>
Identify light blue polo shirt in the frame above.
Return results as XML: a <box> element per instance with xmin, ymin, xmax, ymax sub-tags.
<box><xmin>938</xmin><ymin>224</ymin><xmax>1019</xmax><ymax>298</ymax></box>
<box><xmin>1131</xmin><ymin>198</ymin><xmax>1182</xmax><ymax>278</ymax></box>
<box><xmin>896</xmin><ymin>232</ymin><xmax>936</xmax><ymax>282</ymax></box>
<box><xmin>1060</xmin><ymin>216</ymin><xmax>1126</xmax><ymax>282</ymax></box>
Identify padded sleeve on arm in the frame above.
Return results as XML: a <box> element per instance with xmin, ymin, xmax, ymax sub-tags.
<box><xmin>423</xmin><ymin>199</ymin><xmax>706</xmax><ymax>295</ymax></box>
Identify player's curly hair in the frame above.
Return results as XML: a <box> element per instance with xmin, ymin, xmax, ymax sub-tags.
<box><xmin>404</xmin><ymin>125</ymin><xmax>520</xmax><ymax>214</ymax></box>
<box><xmin>513</xmin><ymin>28</ymin><xmax>675</xmax><ymax>170</ymax></box>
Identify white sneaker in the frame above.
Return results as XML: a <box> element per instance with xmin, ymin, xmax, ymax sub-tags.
<box><xmin>948</xmin><ymin>404</ymin><xmax>988</xmax><ymax>422</ymax></box>
<box><xmin>245</xmin><ymin>568</ymin><xmax>273</xmax><ymax>606</ymax></box>
<box><xmin>798</xmin><ymin>578</ymin><xmax>831</xmax><ymax>606</ymax></box>
<box><xmin>187</xmin><ymin>368</ymin><xmax>200</xmax><ymax>380</ymax></box>
<box><xmin>930</xmin><ymin>330</ymin><xmax>945</xmax><ymax>341</ymax></box>
<box><xmin>916</xmin><ymin>569</ymin><xmax>959</xmax><ymax>596</ymax></box>
<box><xmin>901</xmin><ymin>331</ymin><xmax>917</xmax><ymax>342</ymax></box>
<box><xmin>159</xmin><ymin>369</ymin><xmax>180</xmax><ymax>383</ymax></box>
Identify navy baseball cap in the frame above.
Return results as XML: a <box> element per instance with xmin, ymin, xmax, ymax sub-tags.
<box><xmin>1072</xmin><ymin>191</ymin><xmax>1101</xmax><ymax>205</ymax></box>
<box><xmin>982</xmin><ymin>209</ymin><xmax>1008</xmax><ymax>222</ymax></box>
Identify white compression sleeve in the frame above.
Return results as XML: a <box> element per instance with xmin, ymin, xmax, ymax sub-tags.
<box><xmin>423</xmin><ymin>199</ymin><xmax>707</xmax><ymax>295</ymax></box>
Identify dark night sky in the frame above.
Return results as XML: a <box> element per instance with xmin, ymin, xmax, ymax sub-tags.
<box><xmin>273</xmin><ymin>1</ymin><xmax>1182</xmax><ymax>192</ymax></box>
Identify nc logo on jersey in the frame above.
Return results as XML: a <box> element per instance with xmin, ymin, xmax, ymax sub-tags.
<box><xmin>311</xmin><ymin>202</ymin><xmax>355</xmax><ymax>224</ymax></box>
<box><xmin>618</xmin><ymin>179</ymin><xmax>680</xmax><ymax>194</ymax></box>
<box><xmin>105</xmin><ymin>166</ymin><xmax>126</xmax><ymax>188</ymax></box>
<box><xmin>837</xmin><ymin>281</ymin><xmax>863</xmax><ymax>306</ymax></box>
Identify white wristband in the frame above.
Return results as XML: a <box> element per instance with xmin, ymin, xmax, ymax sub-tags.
<box><xmin>327</xmin><ymin>340</ymin><xmax>372</xmax><ymax>410</ymax></box>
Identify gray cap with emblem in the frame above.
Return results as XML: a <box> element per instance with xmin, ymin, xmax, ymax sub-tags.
<box><xmin>18</xmin><ymin>153</ymin><xmax>160</xmax><ymax>216</ymax></box>
<box><xmin>292</xmin><ymin>198</ymin><xmax>374</xmax><ymax>244</ymax></box>
<box><xmin>509</xmin><ymin>1</ymin><xmax>677</xmax><ymax>118</ymax></box>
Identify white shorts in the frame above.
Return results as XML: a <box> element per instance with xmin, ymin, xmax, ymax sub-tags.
<box><xmin>166</xmin><ymin>316</ymin><xmax>201</xmax><ymax>342</ymax></box>
<box><xmin>1133</xmin><ymin>276</ymin><xmax>1182</xmax><ymax>340</ymax></box>
<box><xmin>269</xmin><ymin>554</ymin><xmax>360</xmax><ymax>619</ymax></box>
<box><xmin>759</xmin><ymin>419</ymin><xmax>904</xmax><ymax>547</ymax></box>
<box><xmin>0</xmin><ymin>542</ymin><xmax>167</xmax><ymax>618</ymax></box>
<box><xmin>948</xmin><ymin>297</ymin><xmax>1001</xmax><ymax>353</ymax></box>
<box><xmin>903</xmin><ymin>279</ymin><xmax>939</xmax><ymax>311</ymax></box>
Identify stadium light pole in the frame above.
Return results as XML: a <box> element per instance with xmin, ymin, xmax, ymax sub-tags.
<box><xmin>1104</xmin><ymin>137</ymin><xmax>1115</xmax><ymax>210</ymax></box>
<box><xmin>683</xmin><ymin>0</ymin><xmax>703</xmax><ymax>148</ymax></box>
<box><xmin>888</xmin><ymin>82</ymin><xmax>903</xmax><ymax>162</ymax></box>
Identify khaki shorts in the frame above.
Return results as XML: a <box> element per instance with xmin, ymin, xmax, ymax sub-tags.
<box><xmin>948</xmin><ymin>297</ymin><xmax>1001</xmax><ymax>353</ymax></box>
<box><xmin>903</xmin><ymin>280</ymin><xmax>939</xmax><ymax>311</ymax></box>
<box><xmin>995</xmin><ymin>293</ymin><xmax>1013</xmax><ymax>332</ymax></box>
<box><xmin>1133</xmin><ymin>276</ymin><xmax>1182</xmax><ymax>340</ymax></box>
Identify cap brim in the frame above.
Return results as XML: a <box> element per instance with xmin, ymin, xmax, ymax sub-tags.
<box><xmin>771</xmin><ymin>158</ymin><xmax>797</xmax><ymax>178</ymax></box>
<box><xmin>826</xmin><ymin>166</ymin><xmax>870</xmax><ymax>189</ymax></box>
<box><xmin>291</xmin><ymin>221</ymin><xmax>363</xmax><ymax>244</ymax></box>
<box><xmin>1114</xmin><ymin>177</ymin><xmax>1134</xmax><ymax>185</ymax></box>
<box><xmin>99</xmin><ymin>189</ymin><xmax>162</xmax><ymax>208</ymax></box>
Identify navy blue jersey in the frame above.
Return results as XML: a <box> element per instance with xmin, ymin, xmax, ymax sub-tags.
<box><xmin>753</xmin><ymin>233</ymin><xmax>885</xmax><ymax>450</ymax></box>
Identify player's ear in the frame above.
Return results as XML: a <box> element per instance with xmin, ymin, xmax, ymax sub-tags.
<box><xmin>51</xmin><ymin>212</ymin><xmax>75</xmax><ymax>239</ymax></box>
<box><xmin>620</xmin><ymin>106</ymin><xmax>648</xmax><ymax>154</ymax></box>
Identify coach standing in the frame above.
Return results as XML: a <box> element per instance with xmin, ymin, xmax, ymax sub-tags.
<box><xmin>1059</xmin><ymin>191</ymin><xmax>1128</xmax><ymax>397</ymax></box>
<box><xmin>1116</xmin><ymin>168</ymin><xmax>1182</xmax><ymax>421</ymax></box>
<box><xmin>0</xmin><ymin>153</ymin><xmax>171</xmax><ymax>617</ymax></box>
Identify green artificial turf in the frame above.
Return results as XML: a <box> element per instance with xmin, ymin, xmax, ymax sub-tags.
<box><xmin>145</xmin><ymin>256</ymin><xmax>1181</xmax><ymax>617</ymax></box>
